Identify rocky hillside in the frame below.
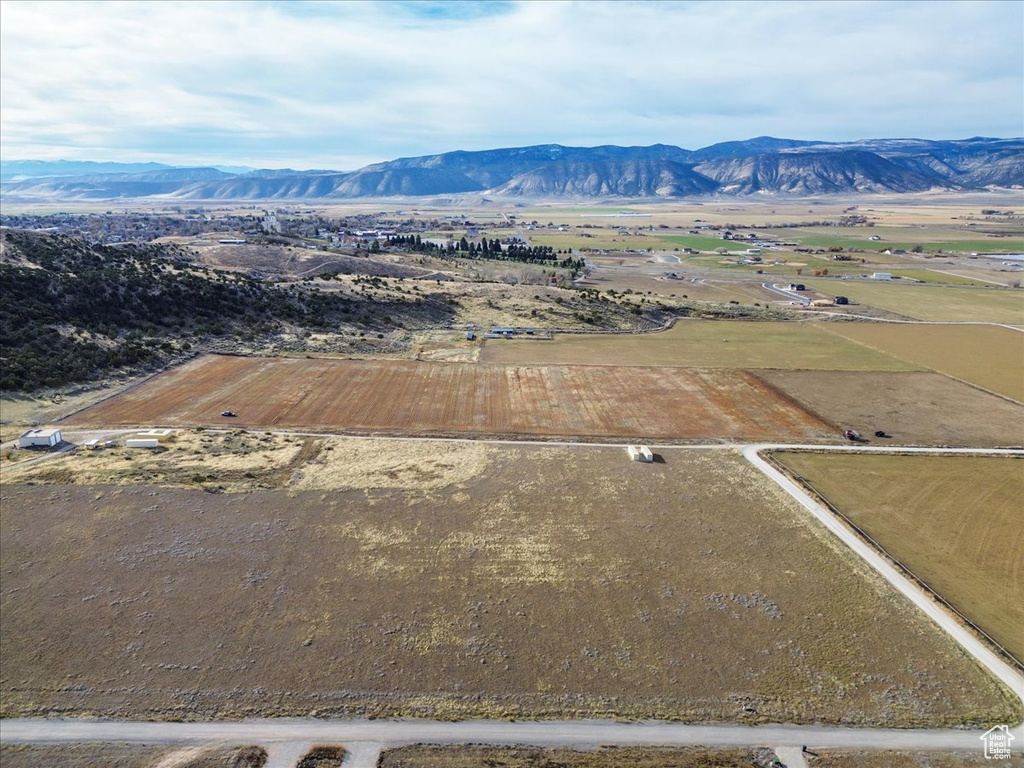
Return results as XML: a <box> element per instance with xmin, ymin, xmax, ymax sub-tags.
<box><xmin>0</xmin><ymin>230</ymin><xmax>454</xmax><ymax>391</ymax></box>
<box><xmin>3</xmin><ymin>136</ymin><xmax>1021</xmax><ymax>201</ymax></box>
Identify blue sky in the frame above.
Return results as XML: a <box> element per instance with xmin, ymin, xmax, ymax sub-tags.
<box><xmin>1</xmin><ymin>0</ymin><xmax>1021</xmax><ymax>170</ymax></box>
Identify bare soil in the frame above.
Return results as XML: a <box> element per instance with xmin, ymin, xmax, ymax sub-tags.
<box><xmin>379</xmin><ymin>745</ymin><xmax>769</xmax><ymax>767</ymax></box>
<box><xmin>806</xmin><ymin>750</ymin><xmax>1019</xmax><ymax>767</ymax></box>
<box><xmin>64</xmin><ymin>355</ymin><xmax>835</xmax><ymax>443</ymax></box>
<box><xmin>0</xmin><ymin>744</ymin><xmax>267</xmax><ymax>768</ymax></box>
<box><xmin>753</xmin><ymin>370</ymin><xmax>1024</xmax><ymax>447</ymax></box>
<box><xmin>771</xmin><ymin>452</ymin><xmax>1024</xmax><ymax>664</ymax></box>
<box><xmin>1</xmin><ymin>447</ymin><xmax>1018</xmax><ymax>726</ymax></box>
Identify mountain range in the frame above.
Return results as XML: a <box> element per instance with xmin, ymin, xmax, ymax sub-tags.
<box><xmin>2</xmin><ymin>136</ymin><xmax>1021</xmax><ymax>201</ymax></box>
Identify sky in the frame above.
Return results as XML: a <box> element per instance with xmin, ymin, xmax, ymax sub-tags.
<box><xmin>1</xmin><ymin>0</ymin><xmax>1022</xmax><ymax>170</ymax></box>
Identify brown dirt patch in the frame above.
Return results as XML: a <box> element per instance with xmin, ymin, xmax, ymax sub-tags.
<box><xmin>379</xmin><ymin>745</ymin><xmax>766</xmax><ymax>767</ymax></box>
<box><xmin>772</xmin><ymin>453</ymin><xmax>1024</xmax><ymax>663</ymax></box>
<box><xmin>65</xmin><ymin>355</ymin><xmax>834</xmax><ymax>443</ymax></box>
<box><xmin>806</xmin><ymin>750</ymin><xmax>1014</xmax><ymax>767</ymax></box>
<box><xmin>0</xmin><ymin>744</ymin><xmax>267</xmax><ymax>768</ymax></box>
<box><xmin>753</xmin><ymin>370</ymin><xmax>1024</xmax><ymax>446</ymax></box>
<box><xmin>1</xmin><ymin>447</ymin><xmax>1018</xmax><ymax>726</ymax></box>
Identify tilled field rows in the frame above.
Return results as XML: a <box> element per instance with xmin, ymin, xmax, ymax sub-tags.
<box><xmin>68</xmin><ymin>355</ymin><xmax>833</xmax><ymax>441</ymax></box>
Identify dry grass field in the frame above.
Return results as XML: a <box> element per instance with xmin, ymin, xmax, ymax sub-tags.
<box><xmin>379</xmin><ymin>745</ymin><xmax>766</xmax><ymax>767</ymax></box>
<box><xmin>824</xmin><ymin>323</ymin><xmax>1024</xmax><ymax>401</ymax></box>
<box><xmin>1</xmin><ymin>447</ymin><xmax>1019</xmax><ymax>726</ymax></box>
<box><xmin>752</xmin><ymin>370</ymin><xmax>1024</xmax><ymax>447</ymax></box>
<box><xmin>806</xmin><ymin>750</ymin><xmax>1014</xmax><ymax>767</ymax></box>
<box><xmin>64</xmin><ymin>355</ymin><xmax>835</xmax><ymax>442</ymax></box>
<box><xmin>772</xmin><ymin>453</ymin><xmax>1024</xmax><ymax>664</ymax></box>
<box><xmin>481</xmin><ymin>320</ymin><xmax>918</xmax><ymax>370</ymax></box>
<box><xmin>577</xmin><ymin>271</ymin><xmax>777</xmax><ymax>304</ymax></box>
<box><xmin>2</xmin><ymin>431</ymin><xmax>496</xmax><ymax>494</ymax></box>
<box><xmin>0</xmin><ymin>744</ymin><xmax>267</xmax><ymax>768</ymax></box>
<box><xmin>805</xmin><ymin>281</ymin><xmax>1024</xmax><ymax>323</ymax></box>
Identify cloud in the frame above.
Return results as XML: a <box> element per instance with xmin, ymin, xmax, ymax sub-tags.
<box><xmin>1</xmin><ymin>0</ymin><xmax>1020</xmax><ymax>168</ymax></box>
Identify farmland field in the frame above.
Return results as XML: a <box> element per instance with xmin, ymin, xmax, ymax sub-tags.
<box><xmin>752</xmin><ymin>370</ymin><xmax>1024</xmax><ymax>447</ymax></box>
<box><xmin>2</xmin><ymin>447</ymin><xmax>1018</xmax><ymax>725</ymax></box>
<box><xmin>379</xmin><ymin>745</ymin><xmax>762</xmax><ymax>767</ymax></box>
<box><xmin>771</xmin><ymin>452</ymin><xmax>1024</xmax><ymax>664</ymax></box>
<box><xmin>65</xmin><ymin>354</ymin><xmax>835</xmax><ymax>442</ymax></box>
<box><xmin>578</xmin><ymin>270</ymin><xmax>777</xmax><ymax>303</ymax></box>
<box><xmin>806</xmin><ymin>750</ymin><xmax>1002</xmax><ymax>767</ymax></box>
<box><xmin>481</xmin><ymin>320</ymin><xmax>919</xmax><ymax>369</ymax></box>
<box><xmin>0</xmin><ymin>744</ymin><xmax>268</xmax><ymax>768</ymax></box>
<box><xmin>824</xmin><ymin>323</ymin><xmax>1024</xmax><ymax>401</ymax></box>
<box><xmin>891</xmin><ymin>269</ymin><xmax>992</xmax><ymax>286</ymax></box>
<box><xmin>804</xmin><ymin>280</ymin><xmax>1024</xmax><ymax>323</ymax></box>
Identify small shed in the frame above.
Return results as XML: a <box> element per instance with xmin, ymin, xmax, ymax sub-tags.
<box><xmin>871</xmin><ymin>272</ymin><xmax>893</xmax><ymax>280</ymax></box>
<box><xmin>132</xmin><ymin>429</ymin><xmax>174</xmax><ymax>442</ymax></box>
<box><xmin>627</xmin><ymin>445</ymin><xmax>654</xmax><ymax>463</ymax></box>
<box><xmin>125</xmin><ymin>438</ymin><xmax>160</xmax><ymax>449</ymax></box>
<box><xmin>18</xmin><ymin>428</ymin><xmax>62</xmax><ymax>448</ymax></box>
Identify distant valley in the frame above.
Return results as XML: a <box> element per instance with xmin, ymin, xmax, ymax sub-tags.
<box><xmin>2</xmin><ymin>136</ymin><xmax>1021</xmax><ymax>201</ymax></box>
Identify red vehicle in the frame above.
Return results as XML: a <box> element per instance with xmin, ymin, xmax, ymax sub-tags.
<box><xmin>844</xmin><ymin>429</ymin><xmax>861</xmax><ymax>441</ymax></box>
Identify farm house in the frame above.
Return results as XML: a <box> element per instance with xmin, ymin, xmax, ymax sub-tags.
<box><xmin>18</xmin><ymin>428</ymin><xmax>62</xmax><ymax>448</ymax></box>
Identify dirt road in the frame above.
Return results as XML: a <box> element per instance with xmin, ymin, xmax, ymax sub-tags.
<box><xmin>741</xmin><ymin>444</ymin><xmax>1024</xmax><ymax>707</ymax></box>
<box><xmin>2</xmin><ymin>716</ymin><xmax>1019</xmax><ymax>753</ymax></box>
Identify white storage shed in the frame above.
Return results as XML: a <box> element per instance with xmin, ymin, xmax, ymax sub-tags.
<box><xmin>125</xmin><ymin>438</ymin><xmax>160</xmax><ymax>449</ymax></box>
<box><xmin>18</xmin><ymin>428</ymin><xmax>62</xmax><ymax>448</ymax></box>
<box><xmin>627</xmin><ymin>445</ymin><xmax>654</xmax><ymax>463</ymax></box>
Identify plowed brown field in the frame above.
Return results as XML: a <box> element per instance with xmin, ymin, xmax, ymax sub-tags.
<box><xmin>67</xmin><ymin>355</ymin><xmax>834</xmax><ymax>441</ymax></box>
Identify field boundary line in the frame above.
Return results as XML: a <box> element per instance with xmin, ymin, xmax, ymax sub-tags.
<box><xmin>816</xmin><ymin>324</ymin><xmax>1024</xmax><ymax>404</ymax></box>
<box><xmin>761</xmin><ymin>448</ymin><xmax>1023</xmax><ymax>671</ymax></box>
<box><xmin>926</xmin><ymin>269</ymin><xmax>1008</xmax><ymax>286</ymax></box>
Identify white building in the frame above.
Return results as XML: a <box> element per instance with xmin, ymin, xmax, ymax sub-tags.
<box><xmin>627</xmin><ymin>445</ymin><xmax>654</xmax><ymax>463</ymax></box>
<box><xmin>871</xmin><ymin>272</ymin><xmax>893</xmax><ymax>280</ymax></box>
<box><xmin>125</xmin><ymin>438</ymin><xmax>160</xmax><ymax>449</ymax></box>
<box><xmin>132</xmin><ymin>429</ymin><xmax>174</xmax><ymax>442</ymax></box>
<box><xmin>18</xmin><ymin>428</ymin><xmax>62</xmax><ymax>448</ymax></box>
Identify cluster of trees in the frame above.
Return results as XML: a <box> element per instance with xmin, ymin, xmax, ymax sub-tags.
<box><xmin>0</xmin><ymin>231</ymin><xmax>452</xmax><ymax>392</ymax></box>
<box><xmin>386</xmin><ymin>234</ymin><xmax>437</xmax><ymax>252</ymax></box>
<box><xmin>382</xmin><ymin>234</ymin><xmax>583</xmax><ymax>275</ymax></box>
